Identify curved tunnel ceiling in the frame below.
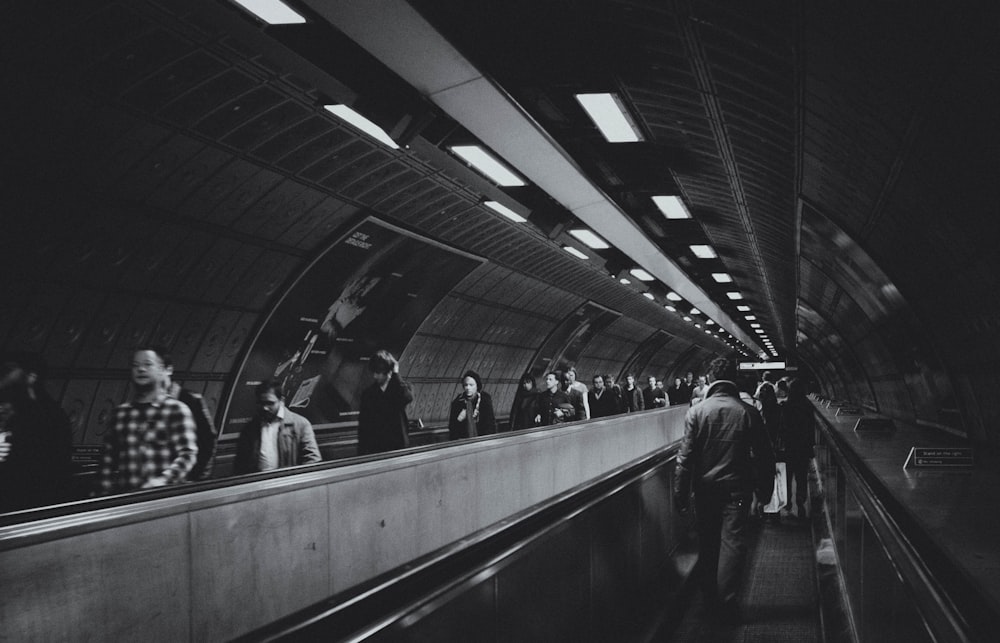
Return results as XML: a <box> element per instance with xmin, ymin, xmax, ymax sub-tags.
<box><xmin>3</xmin><ymin>0</ymin><xmax>999</xmax><ymax>448</ymax></box>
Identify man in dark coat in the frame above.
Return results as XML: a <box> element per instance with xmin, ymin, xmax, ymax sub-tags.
<box><xmin>674</xmin><ymin>357</ymin><xmax>775</xmax><ymax>624</ymax></box>
<box><xmin>358</xmin><ymin>350</ymin><xmax>415</xmax><ymax>455</ymax></box>
<box><xmin>535</xmin><ymin>371</ymin><xmax>574</xmax><ymax>426</ymax></box>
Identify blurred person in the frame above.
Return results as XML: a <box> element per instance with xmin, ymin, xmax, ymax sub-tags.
<box><xmin>161</xmin><ymin>351</ymin><xmax>218</xmax><ymax>481</ymax></box>
<box><xmin>754</xmin><ymin>370</ymin><xmax>776</xmax><ymax>400</ymax></box>
<box><xmin>234</xmin><ymin>380</ymin><xmax>321</xmax><ymax>474</ymax></box>
<box><xmin>674</xmin><ymin>357</ymin><xmax>775</xmax><ymax>624</ymax></box>
<box><xmin>603</xmin><ymin>374</ymin><xmax>624</xmax><ymax>414</ymax></box>
<box><xmin>357</xmin><ymin>350</ymin><xmax>414</xmax><ymax>455</ymax></box>
<box><xmin>535</xmin><ymin>371</ymin><xmax>574</xmax><ymax>426</ymax></box>
<box><xmin>588</xmin><ymin>374</ymin><xmax>616</xmax><ymax>419</ymax></box>
<box><xmin>448</xmin><ymin>370</ymin><xmax>497</xmax><ymax>440</ymax></box>
<box><xmin>508</xmin><ymin>372</ymin><xmax>538</xmax><ymax>431</ymax></box>
<box><xmin>0</xmin><ymin>352</ymin><xmax>73</xmax><ymax>512</ymax></box>
<box><xmin>99</xmin><ymin>348</ymin><xmax>197</xmax><ymax>493</ymax></box>
<box><xmin>563</xmin><ymin>367</ymin><xmax>590</xmax><ymax>420</ymax></box>
<box><xmin>622</xmin><ymin>373</ymin><xmax>644</xmax><ymax>413</ymax></box>
<box><xmin>775</xmin><ymin>377</ymin><xmax>789</xmax><ymax>404</ymax></box>
<box><xmin>690</xmin><ymin>375</ymin><xmax>709</xmax><ymax>405</ymax></box>
<box><xmin>643</xmin><ymin>376</ymin><xmax>666</xmax><ymax>409</ymax></box>
<box><xmin>666</xmin><ymin>378</ymin><xmax>684</xmax><ymax>406</ymax></box>
<box><xmin>780</xmin><ymin>379</ymin><xmax>815</xmax><ymax>520</ymax></box>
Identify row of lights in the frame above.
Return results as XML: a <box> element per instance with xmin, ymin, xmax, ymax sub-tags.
<box><xmin>230</xmin><ymin>1</ymin><xmax>774</xmax><ymax>358</ymax></box>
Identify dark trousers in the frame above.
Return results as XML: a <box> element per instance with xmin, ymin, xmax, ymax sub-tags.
<box><xmin>786</xmin><ymin>457</ymin><xmax>809</xmax><ymax>510</ymax></box>
<box><xmin>693</xmin><ymin>486</ymin><xmax>752</xmax><ymax>607</ymax></box>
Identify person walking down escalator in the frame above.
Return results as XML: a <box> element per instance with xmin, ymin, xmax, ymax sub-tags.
<box><xmin>448</xmin><ymin>370</ymin><xmax>497</xmax><ymax>440</ymax></box>
<box><xmin>780</xmin><ymin>379</ymin><xmax>816</xmax><ymax>520</ymax></box>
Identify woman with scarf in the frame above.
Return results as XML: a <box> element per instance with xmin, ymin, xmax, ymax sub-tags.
<box><xmin>448</xmin><ymin>370</ymin><xmax>497</xmax><ymax>440</ymax></box>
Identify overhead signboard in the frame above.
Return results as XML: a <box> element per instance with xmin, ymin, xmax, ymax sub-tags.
<box><xmin>738</xmin><ymin>361</ymin><xmax>786</xmax><ymax>371</ymax></box>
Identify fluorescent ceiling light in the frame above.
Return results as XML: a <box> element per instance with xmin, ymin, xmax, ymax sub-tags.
<box><xmin>630</xmin><ymin>268</ymin><xmax>654</xmax><ymax>281</ymax></box>
<box><xmin>484</xmin><ymin>200</ymin><xmax>527</xmax><ymax>223</ymax></box>
<box><xmin>230</xmin><ymin>0</ymin><xmax>306</xmax><ymax>24</ymax></box>
<box><xmin>705</xmin><ymin>329</ymin><xmax>712</xmax><ymax>334</ymax></box>
<box><xmin>651</xmin><ymin>195</ymin><xmax>691</xmax><ymax>219</ymax></box>
<box><xmin>744</xmin><ymin>315</ymin><xmax>757</xmax><ymax>320</ymax></box>
<box><xmin>666</xmin><ymin>291</ymin><xmax>682</xmax><ymax>301</ymax></box>
<box><xmin>689</xmin><ymin>307</ymin><xmax>701</xmax><ymax>315</ymax></box>
<box><xmin>750</xmin><ymin>323</ymin><xmax>761</xmax><ymax>328</ymax></box>
<box><xmin>712</xmin><ymin>272</ymin><xmax>733</xmax><ymax>283</ymax></box>
<box><xmin>324</xmin><ymin>105</ymin><xmax>398</xmax><ymax>149</ymax></box>
<box><xmin>449</xmin><ymin>145</ymin><xmax>526</xmax><ymax>186</ymax></box>
<box><xmin>737</xmin><ymin>305</ymin><xmax>751</xmax><ymax>311</ymax></box>
<box><xmin>620</xmin><ymin>278</ymin><xmax>631</xmax><ymax>285</ymax></box>
<box><xmin>683</xmin><ymin>316</ymin><xmax>692</xmax><ymax>322</ymax></box>
<box><xmin>563</xmin><ymin>246</ymin><xmax>588</xmax><ymax>260</ymax></box>
<box><xmin>689</xmin><ymin>245</ymin><xmax>717</xmax><ymax>259</ymax></box>
<box><xmin>726</xmin><ymin>292</ymin><xmax>743</xmax><ymax>300</ymax></box>
<box><xmin>706</xmin><ymin>320</ymin><xmax>715</xmax><ymax>325</ymax></box>
<box><xmin>665</xmin><ymin>305</ymin><xmax>677</xmax><ymax>312</ymax></box>
<box><xmin>694</xmin><ymin>323</ymin><xmax>702</xmax><ymax>328</ymax></box>
<box><xmin>643</xmin><ymin>293</ymin><xmax>655</xmax><ymax>300</ymax></box>
<box><xmin>755</xmin><ymin>329</ymin><xmax>765</xmax><ymax>334</ymax></box>
<box><xmin>569</xmin><ymin>228</ymin><xmax>609</xmax><ymax>249</ymax></box>
<box><xmin>575</xmin><ymin>93</ymin><xmax>643</xmax><ymax>143</ymax></box>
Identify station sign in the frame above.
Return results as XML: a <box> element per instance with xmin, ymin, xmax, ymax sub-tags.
<box><xmin>738</xmin><ymin>361</ymin><xmax>786</xmax><ymax>371</ymax></box>
<box><xmin>903</xmin><ymin>447</ymin><xmax>973</xmax><ymax>469</ymax></box>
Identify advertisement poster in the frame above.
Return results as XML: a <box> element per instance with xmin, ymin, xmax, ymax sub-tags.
<box><xmin>525</xmin><ymin>301</ymin><xmax>621</xmax><ymax>380</ymax></box>
<box><xmin>223</xmin><ymin>218</ymin><xmax>482</xmax><ymax>432</ymax></box>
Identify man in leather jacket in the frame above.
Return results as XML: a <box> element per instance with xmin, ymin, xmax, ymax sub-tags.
<box><xmin>674</xmin><ymin>357</ymin><xmax>775</xmax><ymax>623</ymax></box>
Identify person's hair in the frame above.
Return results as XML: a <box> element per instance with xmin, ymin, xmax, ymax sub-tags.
<box><xmin>762</xmin><ymin>370</ymin><xmax>774</xmax><ymax>383</ymax></box>
<box><xmin>519</xmin><ymin>372</ymin><xmax>536</xmax><ymax>389</ymax></box>
<box><xmin>133</xmin><ymin>345</ymin><xmax>170</xmax><ymax>369</ymax></box>
<box><xmin>370</xmin><ymin>349</ymin><xmax>396</xmax><ymax>374</ymax></box>
<box><xmin>547</xmin><ymin>370</ymin><xmax>562</xmax><ymax>382</ymax></box>
<box><xmin>255</xmin><ymin>379</ymin><xmax>285</xmax><ymax>400</ymax></box>
<box><xmin>776</xmin><ymin>379</ymin><xmax>789</xmax><ymax>391</ymax></box>
<box><xmin>758</xmin><ymin>382</ymin><xmax>777</xmax><ymax>405</ymax></box>
<box><xmin>461</xmin><ymin>369</ymin><xmax>483</xmax><ymax>392</ymax></box>
<box><xmin>0</xmin><ymin>351</ymin><xmax>48</xmax><ymax>381</ymax></box>
<box><xmin>566</xmin><ymin>366</ymin><xmax>577</xmax><ymax>376</ymax></box>
<box><xmin>787</xmin><ymin>378</ymin><xmax>807</xmax><ymax>400</ymax></box>
<box><xmin>707</xmin><ymin>357</ymin><xmax>737</xmax><ymax>382</ymax></box>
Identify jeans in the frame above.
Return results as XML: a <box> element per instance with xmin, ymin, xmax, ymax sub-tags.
<box><xmin>693</xmin><ymin>486</ymin><xmax>752</xmax><ymax>607</ymax></box>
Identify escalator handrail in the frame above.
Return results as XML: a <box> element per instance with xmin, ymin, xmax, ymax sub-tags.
<box><xmin>234</xmin><ymin>444</ymin><xmax>681</xmax><ymax>642</ymax></box>
<box><xmin>814</xmin><ymin>404</ymin><xmax>996</xmax><ymax>643</ymax></box>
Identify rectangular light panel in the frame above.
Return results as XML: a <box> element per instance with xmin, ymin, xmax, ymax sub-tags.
<box><xmin>569</xmin><ymin>229</ymin><xmax>610</xmax><ymax>249</ymax></box>
<box><xmin>449</xmin><ymin>145</ymin><xmax>526</xmax><ymax>186</ymax></box>
<box><xmin>575</xmin><ymin>93</ymin><xmax>644</xmax><ymax>143</ymax></box>
<box><xmin>652</xmin><ymin>195</ymin><xmax>692</xmax><ymax>219</ymax></box>
<box><xmin>484</xmin><ymin>200</ymin><xmax>526</xmax><ymax>223</ymax></box>
<box><xmin>230</xmin><ymin>0</ymin><xmax>306</xmax><ymax>24</ymax></box>
<box><xmin>629</xmin><ymin>268</ymin><xmax>655</xmax><ymax>281</ymax></box>
<box><xmin>689</xmin><ymin>244</ymin><xmax>718</xmax><ymax>259</ymax></box>
<box><xmin>324</xmin><ymin>105</ymin><xmax>398</xmax><ymax>149</ymax></box>
<box><xmin>563</xmin><ymin>246</ymin><xmax>588</xmax><ymax>260</ymax></box>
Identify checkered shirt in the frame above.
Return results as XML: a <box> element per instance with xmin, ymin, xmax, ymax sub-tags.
<box><xmin>99</xmin><ymin>396</ymin><xmax>198</xmax><ymax>493</ymax></box>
